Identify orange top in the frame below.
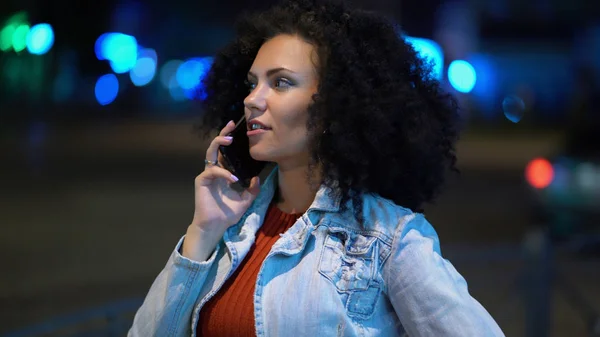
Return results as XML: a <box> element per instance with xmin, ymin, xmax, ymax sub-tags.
<box><xmin>198</xmin><ymin>202</ymin><xmax>301</xmax><ymax>337</ymax></box>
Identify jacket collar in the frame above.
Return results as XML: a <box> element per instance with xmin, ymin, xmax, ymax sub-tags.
<box><xmin>257</xmin><ymin>165</ymin><xmax>341</xmax><ymax>214</ymax></box>
<box><xmin>225</xmin><ymin>165</ymin><xmax>343</xmax><ymax>253</ymax></box>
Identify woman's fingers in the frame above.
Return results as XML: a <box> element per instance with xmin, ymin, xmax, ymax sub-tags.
<box><xmin>197</xmin><ymin>165</ymin><xmax>239</xmax><ymax>186</ymax></box>
<box><xmin>219</xmin><ymin>119</ymin><xmax>237</xmax><ymax>137</ymax></box>
<box><xmin>217</xmin><ymin>151</ymin><xmax>226</xmax><ymax>167</ymax></box>
<box><xmin>205</xmin><ymin>134</ymin><xmax>234</xmax><ymax>163</ymax></box>
<box><xmin>204</xmin><ymin>120</ymin><xmax>236</xmax><ymax>163</ymax></box>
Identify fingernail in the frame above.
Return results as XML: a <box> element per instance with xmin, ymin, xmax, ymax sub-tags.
<box><xmin>231</xmin><ymin>174</ymin><xmax>239</xmax><ymax>182</ymax></box>
<box><xmin>228</xmin><ymin>120</ymin><xmax>234</xmax><ymax>126</ymax></box>
<box><xmin>224</xmin><ymin>136</ymin><xmax>233</xmax><ymax>141</ymax></box>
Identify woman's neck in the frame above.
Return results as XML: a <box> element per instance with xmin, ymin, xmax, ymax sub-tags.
<box><xmin>275</xmin><ymin>163</ymin><xmax>320</xmax><ymax>214</ymax></box>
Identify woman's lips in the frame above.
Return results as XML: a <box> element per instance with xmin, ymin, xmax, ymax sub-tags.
<box><xmin>247</xmin><ymin>128</ymin><xmax>270</xmax><ymax>136</ymax></box>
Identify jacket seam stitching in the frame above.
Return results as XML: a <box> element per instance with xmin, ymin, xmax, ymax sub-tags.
<box><xmin>167</xmin><ymin>262</ymin><xmax>200</xmax><ymax>336</ymax></box>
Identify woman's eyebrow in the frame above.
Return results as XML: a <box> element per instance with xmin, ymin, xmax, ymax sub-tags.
<box><xmin>247</xmin><ymin>67</ymin><xmax>297</xmax><ymax>78</ymax></box>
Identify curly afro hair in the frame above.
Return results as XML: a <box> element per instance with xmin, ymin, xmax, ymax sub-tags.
<box><xmin>197</xmin><ymin>0</ymin><xmax>460</xmax><ymax>222</ymax></box>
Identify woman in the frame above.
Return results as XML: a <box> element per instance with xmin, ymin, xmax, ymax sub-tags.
<box><xmin>129</xmin><ymin>0</ymin><xmax>504</xmax><ymax>336</ymax></box>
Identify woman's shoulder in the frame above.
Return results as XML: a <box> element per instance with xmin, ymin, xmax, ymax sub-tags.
<box><xmin>366</xmin><ymin>193</ymin><xmax>442</xmax><ymax>252</ymax></box>
<box><xmin>357</xmin><ymin>194</ymin><xmax>446</xmax><ymax>269</ymax></box>
<box><xmin>331</xmin><ymin>192</ymin><xmax>435</xmax><ymax>241</ymax></box>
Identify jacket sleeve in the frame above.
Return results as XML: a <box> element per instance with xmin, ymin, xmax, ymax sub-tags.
<box><xmin>128</xmin><ymin>235</ymin><xmax>220</xmax><ymax>337</ymax></box>
<box><xmin>383</xmin><ymin>213</ymin><xmax>505</xmax><ymax>337</ymax></box>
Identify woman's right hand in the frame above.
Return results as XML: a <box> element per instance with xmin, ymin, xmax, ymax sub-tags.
<box><xmin>190</xmin><ymin>120</ymin><xmax>261</xmax><ymax>234</ymax></box>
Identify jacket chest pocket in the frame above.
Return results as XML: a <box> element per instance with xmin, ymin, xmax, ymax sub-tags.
<box><xmin>318</xmin><ymin>228</ymin><xmax>386</xmax><ymax>319</ymax></box>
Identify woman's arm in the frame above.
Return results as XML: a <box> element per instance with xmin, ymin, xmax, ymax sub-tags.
<box><xmin>128</xmin><ymin>235</ymin><xmax>220</xmax><ymax>337</ymax></box>
<box><xmin>383</xmin><ymin>214</ymin><xmax>505</xmax><ymax>337</ymax></box>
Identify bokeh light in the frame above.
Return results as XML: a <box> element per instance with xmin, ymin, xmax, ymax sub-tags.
<box><xmin>448</xmin><ymin>60</ymin><xmax>477</xmax><ymax>93</ymax></box>
<box><xmin>1</xmin><ymin>11</ymin><xmax>28</xmax><ymax>52</ymax></box>
<box><xmin>0</xmin><ymin>24</ymin><xmax>16</xmax><ymax>51</ymax></box>
<box><xmin>575</xmin><ymin>162</ymin><xmax>598</xmax><ymax>191</ymax></box>
<box><xmin>26</xmin><ymin>23</ymin><xmax>54</xmax><ymax>55</ymax></box>
<box><xmin>130</xmin><ymin>48</ymin><xmax>158</xmax><ymax>87</ymax></box>
<box><xmin>94</xmin><ymin>33</ymin><xmax>138</xmax><ymax>73</ymax></box>
<box><xmin>502</xmin><ymin>95</ymin><xmax>525</xmax><ymax>123</ymax></box>
<box><xmin>95</xmin><ymin>74</ymin><xmax>119</xmax><ymax>105</ymax></box>
<box><xmin>549</xmin><ymin>161</ymin><xmax>569</xmax><ymax>191</ymax></box>
<box><xmin>468</xmin><ymin>54</ymin><xmax>498</xmax><ymax>120</ymax></box>
<box><xmin>168</xmin><ymin>76</ymin><xmax>187</xmax><ymax>101</ymax></box>
<box><xmin>173</xmin><ymin>57</ymin><xmax>213</xmax><ymax>100</ymax></box>
<box><xmin>12</xmin><ymin>24</ymin><xmax>30</xmax><ymax>52</ymax></box>
<box><xmin>130</xmin><ymin>58</ymin><xmax>156</xmax><ymax>86</ymax></box>
<box><xmin>160</xmin><ymin>60</ymin><xmax>183</xmax><ymax>89</ymax></box>
<box><xmin>137</xmin><ymin>47</ymin><xmax>157</xmax><ymax>62</ymax></box>
<box><xmin>405</xmin><ymin>36</ymin><xmax>444</xmax><ymax>80</ymax></box>
<box><xmin>525</xmin><ymin>158</ymin><xmax>554</xmax><ymax>189</ymax></box>
<box><xmin>176</xmin><ymin>59</ymin><xmax>206</xmax><ymax>90</ymax></box>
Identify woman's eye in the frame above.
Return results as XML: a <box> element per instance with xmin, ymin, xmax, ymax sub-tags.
<box><xmin>245</xmin><ymin>78</ymin><xmax>292</xmax><ymax>92</ymax></box>
<box><xmin>244</xmin><ymin>79</ymin><xmax>256</xmax><ymax>91</ymax></box>
<box><xmin>275</xmin><ymin>78</ymin><xmax>292</xmax><ymax>89</ymax></box>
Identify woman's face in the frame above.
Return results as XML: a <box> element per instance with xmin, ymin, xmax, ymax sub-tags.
<box><xmin>244</xmin><ymin>34</ymin><xmax>319</xmax><ymax>168</ymax></box>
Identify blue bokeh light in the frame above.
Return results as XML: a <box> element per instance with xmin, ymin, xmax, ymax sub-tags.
<box><xmin>173</xmin><ymin>57</ymin><xmax>213</xmax><ymax>100</ymax></box>
<box><xmin>502</xmin><ymin>95</ymin><xmax>526</xmax><ymax>123</ymax></box>
<box><xmin>130</xmin><ymin>57</ymin><xmax>157</xmax><ymax>86</ymax></box>
<box><xmin>159</xmin><ymin>60</ymin><xmax>182</xmax><ymax>89</ymax></box>
<box><xmin>26</xmin><ymin>23</ymin><xmax>54</xmax><ymax>55</ymax></box>
<box><xmin>175</xmin><ymin>59</ymin><xmax>204</xmax><ymax>90</ymax></box>
<box><xmin>467</xmin><ymin>54</ymin><xmax>499</xmax><ymax>120</ymax></box>
<box><xmin>448</xmin><ymin>60</ymin><xmax>477</xmax><ymax>93</ymax></box>
<box><xmin>95</xmin><ymin>74</ymin><xmax>119</xmax><ymax>105</ymax></box>
<box><xmin>130</xmin><ymin>48</ymin><xmax>157</xmax><ymax>86</ymax></box>
<box><xmin>176</xmin><ymin>57</ymin><xmax>212</xmax><ymax>90</ymax></box>
<box><xmin>94</xmin><ymin>33</ymin><xmax>138</xmax><ymax>73</ymax></box>
<box><xmin>168</xmin><ymin>76</ymin><xmax>187</xmax><ymax>102</ymax></box>
<box><xmin>405</xmin><ymin>36</ymin><xmax>444</xmax><ymax>80</ymax></box>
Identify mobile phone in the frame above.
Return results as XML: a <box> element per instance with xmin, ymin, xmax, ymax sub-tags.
<box><xmin>219</xmin><ymin>116</ymin><xmax>266</xmax><ymax>188</ymax></box>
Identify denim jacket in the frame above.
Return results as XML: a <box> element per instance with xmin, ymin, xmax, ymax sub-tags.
<box><xmin>129</xmin><ymin>167</ymin><xmax>504</xmax><ymax>337</ymax></box>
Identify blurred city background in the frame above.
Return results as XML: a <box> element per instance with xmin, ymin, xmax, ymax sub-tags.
<box><xmin>1</xmin><ymin>0</ymin><xmax>599</xmax><ymax>336</ymax></box>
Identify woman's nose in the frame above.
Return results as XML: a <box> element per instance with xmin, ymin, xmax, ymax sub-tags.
<box><xmin>243</xmin><ymin>84</ymin><xmax>267</xmax><ymax>111</ymax></box>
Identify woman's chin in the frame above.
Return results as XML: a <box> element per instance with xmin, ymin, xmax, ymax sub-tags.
<box><xmin>249</xmin><ymin>148</ymin><xmax>271</xmax><ymax>162</ymax></box>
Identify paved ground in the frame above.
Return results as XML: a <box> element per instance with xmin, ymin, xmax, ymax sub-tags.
<box><xmin>1</xmin><ymin>120</ymin><xmax>598</xmax><ymax>336</ymax></box>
